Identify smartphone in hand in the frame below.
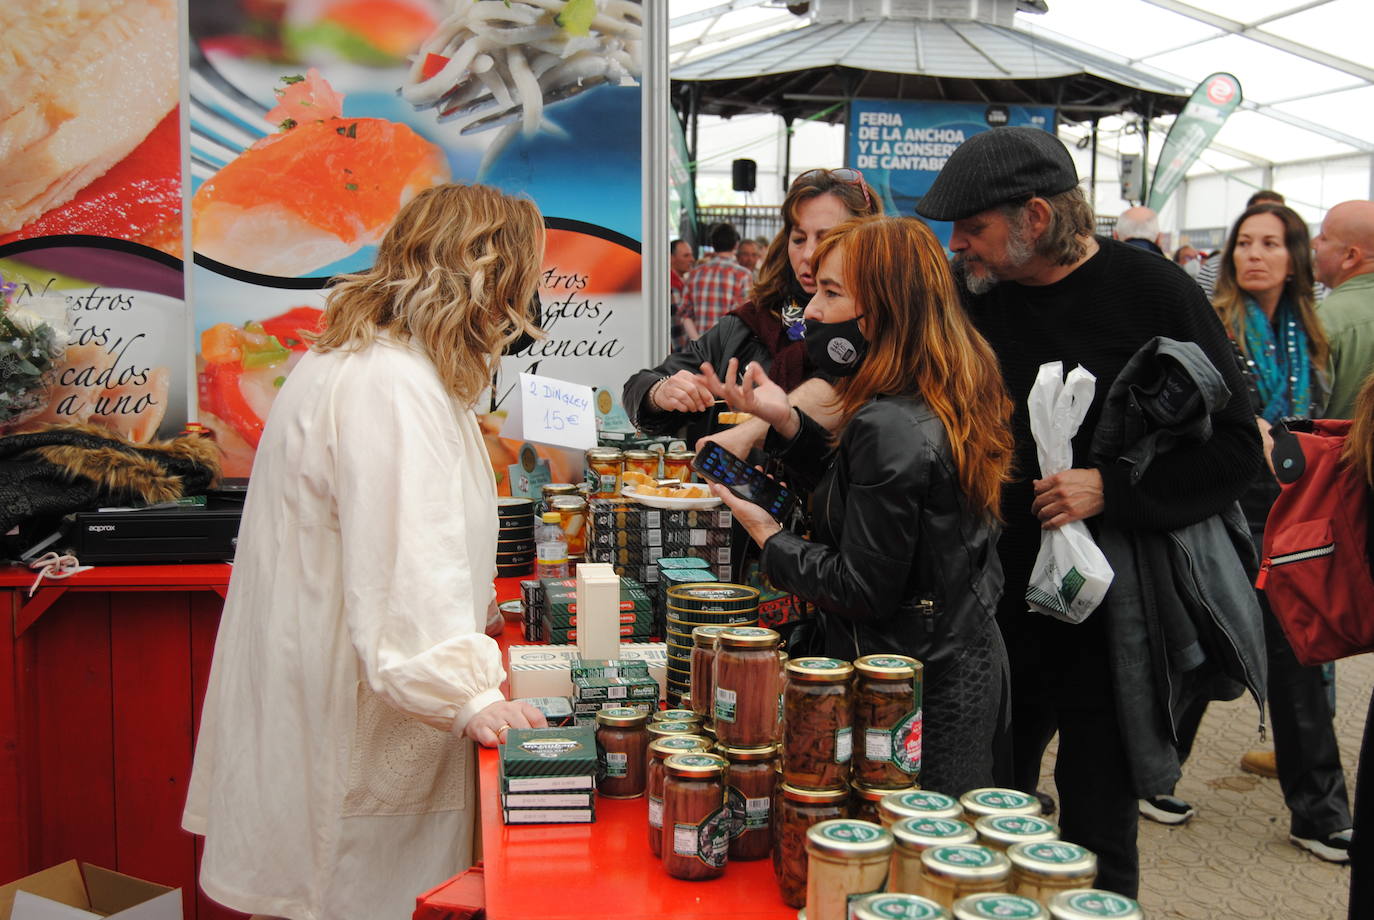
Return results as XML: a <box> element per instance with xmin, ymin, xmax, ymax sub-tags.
<box><xmin>692</xmin><ymin>441</ymin><xmax>798</xmax><ymax>522</ymax></box>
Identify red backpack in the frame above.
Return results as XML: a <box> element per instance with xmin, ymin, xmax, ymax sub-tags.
<box><xmin>1257</xmin><ymin>418</ymin><xmax>1374</xmax><ymax>666</ymax></box>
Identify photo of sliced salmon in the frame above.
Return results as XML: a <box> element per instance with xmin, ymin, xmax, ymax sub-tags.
<box><xmin>192</xmin><ymin>117</ymin><xmax>449</xmax><ymax>276</ymax></box>
<box><xmin>0</xmin><ymin>0</ymin><xmax>179</xmax><ymax>235</ymax></box>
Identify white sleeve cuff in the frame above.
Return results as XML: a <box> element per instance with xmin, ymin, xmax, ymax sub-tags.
<box><xmin>451</xmin><ymin>687</ymin><xmax>507</xmax><ymax>738</ymax></box>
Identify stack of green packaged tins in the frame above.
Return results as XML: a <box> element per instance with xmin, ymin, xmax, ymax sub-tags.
<box><xmin>663</xmin><ymin>583</ymin><xmax>760</xmax><ymax>707</ymax></box>
<box><xmin>498</xmin><ymin>725</ymin><xmax>598</xmax><ymax>824</ymax></box>
<box><xmin>570</xmin><ymin>657</ymin><xmax>659</xmax><ymax>725</ymax></box>
<box><xmin>538</xmin><ymin>576</ymin><xmax>656</xmax><ymax>645</ymax></box>
<box><xmin>585</xmin><ymin>497</ymin><xmax>733</xmax><ymax>585</ymax></box>
<box><xmin>655</xmin><ymin>555</ymin><xmax>719</xmax><ymax>637</ymax></box>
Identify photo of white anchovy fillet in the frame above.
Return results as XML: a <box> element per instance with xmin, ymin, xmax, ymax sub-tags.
<box><xmin>401</xmin><ymin>0</ymin><xmax>642</xmax><ymax>175</ymax></box>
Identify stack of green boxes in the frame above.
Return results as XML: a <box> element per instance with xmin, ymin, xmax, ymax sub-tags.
<box><xmin>585</xmin><ymin>497</ymin><xmax>732</xmax><ymax>587</ymax></box>
<box><xmin>654</xmin><ymin>556</ymin><xmax>720</xmax><ymax>637</ymax></box>
<box><xmin>538</xmin><ymin>576</ymin><xmax>655</xmax><ymax>644</ymax></box>
<box><xmin>570</xmin><ymin>658</ymin><xmax>659</xmax><ymax>725</ymax></box>
<box><xmin>498</xmin><ymin>725</ymin><xmax>598</xmax><ymax>824</ymax></box>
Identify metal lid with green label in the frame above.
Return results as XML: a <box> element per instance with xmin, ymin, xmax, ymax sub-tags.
<box><xmin>780</xmin><ymin>783</ymin><xmax>851</xmax><ymax>805</ymax></box>
<box><xmin>892</xmin><ymin>817</ymin><xmax>977</xmax><ymax>850</ymax></box>
<box><xmin>804</xmin><ymin>819</ymin><xmax>894</xmax><ymax>858</ymax></box>
<box><xmin>880</xmin><ymin>790</ymin><xmax>962</xmax><ymax>823</ymax></box>
<box><xmin>595</xmin><ymin>707</ymin><xmax>648</xmax><ymax>727</ymax></box>
<box><xmin>853</xmin><ymin>781</ymin><xmax>916</xmax><ymax>802</ymax></box>
<box><xmin>854</xmin><ymin>654</ymin><xmax>920</xmax><ymax>678</ymax></box>
<box><xmin>921</xmin><ymin>844</ymin><xmax>1011</xmax><ymax>880</ymax></box>
<box><xmin>952</xmin><ymin>893</ymin><xmax>1048</xmax><ymax>920</ymax></box>
<box><xmin>1007</xmin><ymin>841</ymin><xmax>1097</xmax><ymax>878</ymax></box>
<box><xmin>691</xmin><ymin>625</ymin><xmax>727</xmax><ymax>647</ymax></box>
<box><xmin>663</xmin><ymin>752</ymin><xmax>727</xmax><ymax>778</ymax></box>
<box><xmin>1046</xmin><ymin>889</ymin><xmax>1142</xmax><ymax>920</ymax></box>
<box><xmin>649</xmin><ymin>736</ymin><xmax>710</xmax><ymax>759</ymax></box>
<box><xmin>717</xmin><ymin>626</ymin><xmax>781</xmax><ymax>648</ymax></box>
<box><xmin>852</xmin><ymin>892</ymin><xmax>950</xmax><ymax>920</ymax></box>
<box><xmin>975</xmin><ymin>814</ymin><xmax>1059</xmax><ymax>847</ymax></box>
<box><xmin>960</xmin><ymin>787</ymin><xmax>1042</xmax><ymax>817</ymax></box>
<box><xmin>654</xmin><ymin>709</ymin><xmax>700</xmax><ymax>723</ymax></box>
<box><xmin>786</xmin><ymin>657</ymin><xmax>854</xmax><ymax>682</ymax></box>
<box><xmin>646</xmin><ymin>722</ymin><xmax>697</xmax><ymax>739</ymax></box>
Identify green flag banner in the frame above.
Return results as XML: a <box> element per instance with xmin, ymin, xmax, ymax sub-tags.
<box><xmin>1147</xmin><ymin>72</ymin><xmax>1242</xmax><ymax>212</ymax></box>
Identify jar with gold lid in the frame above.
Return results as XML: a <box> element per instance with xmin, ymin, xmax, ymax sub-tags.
<box><xmin>853</xmin><ymin>781</ymin><xmax>916</xmax><ymax>823</ymax></box>
<box><xmin>647</xmin><ymin>736</ymin><xmax>711</xmax><ymax>856</ymax></box>
<box><xmin>663</xmin><ymin>449</ymin><xmax>696</xmax><ymax>483</ymax></box>
<box><xmin>585</xmin><ymin>447</ymin><xmax>624</xmax><ymax>498</ymax></box>
<box><xmin>1008</xmin><ymin>843</ymin><xmax>1098</xmax><ymax>908</ymax></box>
<box><xmin>952</xmin><ymin>893</ymin><xmax>1048</xmax><ymax>920</ymax></box>
<box><xmin>851</xmin><ymin>892</ymin><xmax>950</xmax><ymax>920</ymax></box>
<box><xmin>623</xmin><ymin>448</ymin><xmax>661</xmax><ymax>481</ymax></box>
<box><xmin>889</xmin><ymin>816</ymin><xmax>978</xmax><ymax>895</ymax></box>
<box><xmin>879</xmin><ymin>790</ymin><xmax>963</xmax><ymax>827</ymax></box>
<box><xmin>713</xmin><ymin>626</ymin><xmax>781</xmax><ymax>747</ymax></box>
<box><xmin>661</xmin><ymin>752</ymin><xmax>730</xmax><ymax>880</ymax></box>
<box><xmin>540</xmin><ymin>481</ymin><xmax>579</xmax><ymax>511</ymax></box>
<box><xmin>645</xmin><ymin>722</ymin><xmax>702</xmax><ymax>775</ymax></box>
<box><xmin>654</xmin><ymin>709</ymin><xmax>701</xmax><ymax>725</ymax></box>
<box><xmin>718</xmin><ymin>743</ymin><xmax>779</xmax><ymax>861</ymax></box>
<box><xmin>783</xmin><ymin>657</ymin><xmax>853</xmax><ymax>791</ymax></box>
<box><xmin>773</xmin><ymin>783</ymin><xmax>850</xmax><ymax>908</ymax></box>
<box><xmin>1045</xmin><ymin>890</ymin><xmax>1142</xmax><ymax>920</ymax></box>
<box><xmin>919</xmin><ymin>844</ymin><xmax>1011</xmax><ymax>910</ymax></box>
<box><xmin>974</xmin><ymin>814</ymin><xmax>1058</xmax><ymax>852</ymax></box>
<box><xmin>595</xmin><ymin>707</ymin><xmax>648</xmax><ymax>799</ymax></box>
<box><xmin>852</xmin><ymin>654</ymin><xmax>922</xmax><ymax>789</ymax></box>
<box><xmin>548</xmin><ymin>494</ymin><xmax>588</xmax><ymax>556</ymax></box>
<box><xmin>690</xmin><ymin>626</ymin><xmax>725</xmax><ymax>725</ymax></box>
<box><xmin>805</xmin><ymin>819</ymin><xmax>893</xmax><ymax>920</ymax></box>
<box><xmin>959</xmin><ymin>788</ymin><xmax>1042</xmax><ymax>820</ymax></box>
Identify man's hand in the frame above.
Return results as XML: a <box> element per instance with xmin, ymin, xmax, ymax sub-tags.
<box><xmin>1032</xmin><ymin>468</ymin><xmax>1105</xmax><ymax>530</ymax></box>
<box><xmin>464</xmin><ymin>699</ymin><xmax>547</xmax><ymax>748</ymax></box>
<box><xmin>708</xmin><ymin>483</ymin><xmax>783</xmax><ymax>548</ymax></box>
<box><xmin>697</xmin><ymin>415</ymin><xmax>768</xmax><ymax>458</ymax></box>
<box><xmin>650</xmin><ymin>369</ymin><xmax>716</xmax><ymax>413</ymax></box>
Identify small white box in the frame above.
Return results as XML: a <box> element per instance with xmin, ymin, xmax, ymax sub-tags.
<box><xmin>508</xmin><ymin>644</ymin><xmax>578</xmax><ymax>698</ymax></box>
<box><xmin>574</xmin><ymin>564</ymin><xmax>622</xmax><ymax>660</ymax></box>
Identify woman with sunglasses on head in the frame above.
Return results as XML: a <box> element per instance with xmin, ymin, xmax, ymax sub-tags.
<box><xmin>695</xmin><ymin>216</ymin><xmax>1015</xmax><ymax>795</ymax></box>
<box><xmin>622</xmin><ymin>168</ymin><xmax>881</xmax><ymax>445</ymax></box>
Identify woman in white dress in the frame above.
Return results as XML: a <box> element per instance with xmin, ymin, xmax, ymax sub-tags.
<box><xmin>183</xmin><ymin>184</ymin><xmax>548</xmax><ymax>920</ymax></box>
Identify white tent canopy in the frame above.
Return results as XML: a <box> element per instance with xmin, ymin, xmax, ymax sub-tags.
<box><xmin>670</xmin><ymin>0</ymin><xmax>1374</xmax><ymax>244</ymax></box>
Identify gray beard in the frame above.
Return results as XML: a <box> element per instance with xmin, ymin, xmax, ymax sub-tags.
<box><xmin>957</xmin><ymin>221</ymin><xmax>1036</xmax><ymax>295</ymax></box>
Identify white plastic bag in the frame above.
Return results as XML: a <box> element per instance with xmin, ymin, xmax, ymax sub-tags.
<box><xmin>1025</xmin><ymin>362</ymin><xmax>1115</xmax><ymax>623</ymax></box>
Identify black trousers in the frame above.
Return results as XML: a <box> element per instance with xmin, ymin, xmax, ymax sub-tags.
<box><xmin>1172</xmin><ymin>590</ymin><xmax>1351</xmax><ymax>838</ymax></box>
<box><xmin>1350</xmin><ymin>687</ymin><xmax>1374</xmax><ymax>919</ymax></box>
<box><xmin>1002</xmin><ymin>610</ymin><xmax>1141</xmax><ymax>899</ymax></box>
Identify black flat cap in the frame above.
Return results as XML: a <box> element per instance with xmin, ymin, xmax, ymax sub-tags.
<box><xmin>915</xmin><ymin>126</ymin><xmax>1080</xmax><ymax>222</ymax></box>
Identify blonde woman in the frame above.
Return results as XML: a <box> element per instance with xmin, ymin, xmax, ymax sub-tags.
<box><xmin>183</xmin><ymin>184</ymin><xmax>547</xmax><ymax>920</ymax></box>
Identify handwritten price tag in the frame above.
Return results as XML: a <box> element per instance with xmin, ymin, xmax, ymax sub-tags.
<box><xmin>520</xmin><ymin>372</ymin><xmax>596</xmax><ymax>450</ymax></box>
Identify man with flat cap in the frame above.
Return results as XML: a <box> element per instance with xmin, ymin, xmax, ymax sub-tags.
<box><xmin>916</xmin><ymin>126</ymin><xmax>1263</xmax><ymax>896</ymax></box>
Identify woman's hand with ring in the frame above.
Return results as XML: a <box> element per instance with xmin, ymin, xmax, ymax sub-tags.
<box><xmin>465</xmin><ymin>699</ymin><xmax>546</xmax><ymax>747</ymax></box>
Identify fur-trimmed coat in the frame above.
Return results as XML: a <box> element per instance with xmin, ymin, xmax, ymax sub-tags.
<box><xmin>0</xmin><ymin>423</ymin><xmax>220</xmax><ymax>535</ymax></box>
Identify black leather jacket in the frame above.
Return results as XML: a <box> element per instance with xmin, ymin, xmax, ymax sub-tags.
<box><xmin>760</xmin><ymin>395</ymin><xmax>1004</xmax><ymax>670</ymax></box>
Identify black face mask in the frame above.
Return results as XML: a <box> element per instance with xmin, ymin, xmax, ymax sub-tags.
<box><xmin>803</xmin><ymin>317</ymin><xmax>868</xmax><ymax>377</ymax></box>
<box><xmin>503</xmin><ymin>291</ymin><xmax>543</xmax><ymax>355</ymax></box>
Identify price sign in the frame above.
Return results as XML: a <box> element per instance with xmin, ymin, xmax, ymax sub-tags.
<box><xmin>519</xmin><ymin>372</ymin><xmax>597</xmax><ymax>450</ymax></box>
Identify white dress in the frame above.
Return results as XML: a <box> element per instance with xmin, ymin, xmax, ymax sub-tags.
<box><xmin>183</xmin><ymin>336</ymin><xmax>504</xmax><ymax>920</ymax></box>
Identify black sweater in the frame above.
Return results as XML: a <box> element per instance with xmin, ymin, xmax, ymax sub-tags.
<box><xmin>965</xmin><ymin>237</ymin><xmax>1263</xmax><ymax>609</ymax></box>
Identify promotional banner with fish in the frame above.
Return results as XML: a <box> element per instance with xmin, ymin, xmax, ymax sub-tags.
<box><xmin>188</xmin><ymin>0</ymin><xmax>647</xmax><ymax>483</ymax></box>
<box><xmin>0</xmin><ymin>0</ymin><xmax>189</xmax><ymax>444</ymax></box>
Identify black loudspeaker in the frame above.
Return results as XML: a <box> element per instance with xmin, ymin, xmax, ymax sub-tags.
<box><xmin>732</xmin><ymin>158</ymin><xmax>757</xmax><ymax>193</ymax></box>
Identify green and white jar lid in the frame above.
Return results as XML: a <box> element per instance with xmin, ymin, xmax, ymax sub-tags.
<box><xmin>959</xmin><ymin>787</ymin><xmax>1042</xmax><ymax>817</ymax></box>
<box><xmin>805</xmin><ymin>819</ymin><xmax>894</xmax><ymax>858</ymax></box>
<box><xmin>852</xmin><ymin>892</ymin><xmax>950</xmax><ymax>920</ymax></box>
<box><xmin>880</xmin><ymin>790</ymin><xmax>962</xmax><ymax>823</ymax></box>
<box><xmin>1008</xmin><ymin>841</ymin><xmax>1098</xmax><ymax>878</ymax></box>
<box><xmin>952</xmin><ymin>893</ymin><xmax>1048</xmax><ymax>920</ymax></box>
<box><xmin>920</xmin><ymin>844</ymin><xmax>1011</xmax><ymax>880</ymax></box>
<box><xmin>975</xmin><ymin>814</ymin><xmax>1059</xmax><ymax>846</ymax></box>
<box><xmin>1047</xmin><ymin>890</ymin><xmax>1143</xmax><ymax>920</ymax></box>
<box><xmin>892</xmin><ymin>817</ymin><xmax>977</xmax><ymax>850</ymax></box>
<box><xmin>786</xmin><ymin>657</ymin><xmax>854</xmax><ymax>681</ymax></box>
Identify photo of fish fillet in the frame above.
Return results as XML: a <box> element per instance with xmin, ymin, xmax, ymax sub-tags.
<box><xmin>0</xmin><ymin>0</ymin><xmax>179</xmax><ymax>235</ymax></box>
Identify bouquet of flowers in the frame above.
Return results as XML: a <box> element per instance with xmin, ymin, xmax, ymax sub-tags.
<box><xmin>0</xmin><ymin>272</ymin><xmax>71</xmax><ymax>427</ymax></box>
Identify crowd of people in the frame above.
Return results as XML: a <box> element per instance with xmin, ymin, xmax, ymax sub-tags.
<box><xmin>633</xmin><ymin>127</ymin><xmax>1374</xmax><ymax>913</ymax></box>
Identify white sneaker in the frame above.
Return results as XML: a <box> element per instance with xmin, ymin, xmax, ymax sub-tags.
<box><xmin>1138</xmin><ymin>795</ymin><xmax>1195</xmax><ymax>825</ymax></box>
<box><xmin>1289</xmin><ymin>828</ymin><xmax>1352</xmax><ymax>863</ymax></box>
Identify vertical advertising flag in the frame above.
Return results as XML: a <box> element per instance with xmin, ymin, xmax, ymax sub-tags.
<box><xmin>1147</xmin><ymin>73</ymin><xmax>1242</xmax><ymax>213</ymax></box>
<box><xmin>846</xmin><ymin>100</ymin><xmax>1055</xmax><ymax>247</ymax></box>
<box><xmin>0</xmin><ymin>0</ymin><xmax>189</xmax><ymax>444</ymax></box>
<box><xmin>187</xmin><ymin>0</ymin><xmax>646</xmax><ymax>483</ymax></box>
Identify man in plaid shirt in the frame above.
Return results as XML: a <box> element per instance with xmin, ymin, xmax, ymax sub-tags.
<box><xmin>680</xmin><ymin>223</ymin><xmax>753</xmax><ymax>340</ymax></box>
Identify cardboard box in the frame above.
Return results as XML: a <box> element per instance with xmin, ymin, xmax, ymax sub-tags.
<box><xmin>0</xmin><ymin>862</ymin><xmax>181</xmax><ymax>920</ymax></box>
<box><xmin>508</xmin><ymin>642</ymin><xmax>666</xmax><ymax>699</ymax></box>
<box><xmin>574</xmin><ymin>564</ymin><xmax>622</xmax><ymax>660</ymax></box>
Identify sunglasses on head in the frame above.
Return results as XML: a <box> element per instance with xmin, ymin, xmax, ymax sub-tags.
<box><xmin>794</xmin><ymin>167</ymin><xmax>872</xmax><ymax>210</ymax></box>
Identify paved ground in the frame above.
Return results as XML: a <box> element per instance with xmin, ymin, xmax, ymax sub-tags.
<box><xmin>1038</xmin><ymin>652</ymin><xmax>1370</xmax><ymax>919</ymax></box>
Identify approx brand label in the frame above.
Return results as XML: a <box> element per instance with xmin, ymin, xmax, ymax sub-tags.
<box><xmin>865</xmin><ymin>728</ymin><xmax>892</xmax><ymax>762</ymax></box>
<box><xmin>648</xmin><ymin>795</ymin><xmax>663</xmax><ymax>828</ymax></box>
<box><xmin>604</xmin><ymin>752</ymin><xmax>628</xmax><ymax>778</ymax></box>
<box><xmin>835</xmin><ymin>726</ymin><xmax>853</xmax><ymax>763</ymax></box>
<box><xmin>696</xmin><ymin>806</ymin><xmax>730</xmax><ymax>867</ymax></box>
<box><xmin>893</xmin><ymin>709</ymin><xmax>921</xmax><ymax>774</ymax></box>
<box><xmin>714</xmin><ymin>687</ymin><xmax>737</xmax><ymax>723</ymax></box>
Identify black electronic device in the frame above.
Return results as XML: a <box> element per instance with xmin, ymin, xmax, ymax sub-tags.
<box><xmin>56</xmin><ymin>504</ymin><xmax>242</xmax><ymax>564</ymax></box>
<box><xmin>692</xmin><ymin>441</ymin><xmax>797</xmax><ymax>521</ymax></box>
